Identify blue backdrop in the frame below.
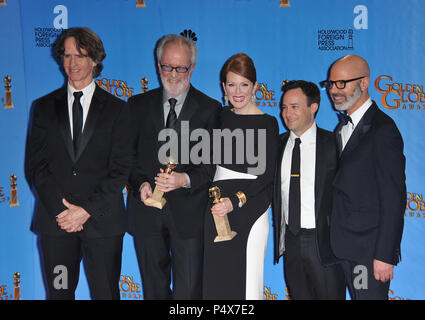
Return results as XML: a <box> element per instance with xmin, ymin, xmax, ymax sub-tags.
<box><xmin>0</xmin><ymin>0</ymin><xmax>423</xmax><ymax>300</ymax></box>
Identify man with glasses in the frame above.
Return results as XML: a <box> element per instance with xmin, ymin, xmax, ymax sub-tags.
<box><xmin>127</xmin><ymin>34</ymin><xmax>221</xmax><ymax>299</ymax></box>
<box><xmin>322</xmin><ymin>55</ymin><xmax>406</xmax><ymax>299</ymax></box>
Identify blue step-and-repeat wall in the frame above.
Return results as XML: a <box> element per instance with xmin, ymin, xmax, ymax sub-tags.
<box><xmin>0</xmin><ymin>0</ymin><xmax>424</xmax><ymax>300</ymax></box>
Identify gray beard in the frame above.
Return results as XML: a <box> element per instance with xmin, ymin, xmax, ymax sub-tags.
<box><xmin>333</xmin><ymin>83</ymin><xmax>362</xmax><ymax>111</ymax></box>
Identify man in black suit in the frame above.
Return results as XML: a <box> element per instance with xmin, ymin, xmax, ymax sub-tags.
<box><xmin>127</xmin><ymin>34</ymin><xmax>221</xmax><ymax>299</ymax></box>
<box><xmin>323</xmin><ymin>55</ymin><xmax>406</xmax><ymax>300</ymax></box>
<box><xmin>272</xmin><ymin>80</ymin><xmax>345</xmax><ymax>299</ymax></box>
<box><xmin>28</xmin><ymin>27</ymin><xmax>132</xmax><ymax>300</ymax></box>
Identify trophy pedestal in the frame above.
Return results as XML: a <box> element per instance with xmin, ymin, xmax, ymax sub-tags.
<box><xmin>136</xmin><ymin>0</ymin><xmax>146</xmax><ymax>7</ymax></box>
<box><xmin>145</xmin><ymin>187</ymin><xmax>166</xmax><ymax>209</ymax></box>
<box><xmin>9</xmin><ymin>201</ymin><xmax>19</xmax><ymax>208</ymax></box>
<box><xmin>213</xmin><ymin>215</ymin><xmax>237</xmax><ymax>242</ymax></box>
<box><xmin>4</xmin><ymin>92</ymin><xmax>13</xmax><ymax>109</ymax></box>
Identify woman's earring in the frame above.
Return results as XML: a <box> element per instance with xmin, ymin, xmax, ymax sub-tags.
<box><xmin>224</xmin><ymin>94</ymin><xmax>229</xmax><ymax>106</ymax></box>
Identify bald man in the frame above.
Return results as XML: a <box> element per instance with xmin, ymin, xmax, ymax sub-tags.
<box><xmin>322</xmin><ymin>55</ymin><xmax>406</xmax><ymax>300</ymax></box>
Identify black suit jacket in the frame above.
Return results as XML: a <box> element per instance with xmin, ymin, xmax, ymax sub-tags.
<box><xmin>272</xmin><ymin>126</ymin><xmax>339</xmax><ymax>265</ymax></box>
<box><xmin>28</xmin><ymin>85</ymin><xmax>132</xmax><ymax>238</ymax></box>
<box><xmin>330</xmin><ymin>101</ymin><xmax>406</xmax><ymax>265</ymax></box>
<box><xmin>127</xmin><ymin>85</ymin><xmax>221</xmax><ymax>239</ymax></box>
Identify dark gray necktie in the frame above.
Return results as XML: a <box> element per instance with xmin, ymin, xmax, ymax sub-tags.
<box><xmin>166</xmin><ymin>98</ymin><xmax>177</xmax><ymax>129</ymax></box>
<box><xmin>72</xmin><ymin>91</ymin><xmax>83</xmax><ymax>154</ymax></box>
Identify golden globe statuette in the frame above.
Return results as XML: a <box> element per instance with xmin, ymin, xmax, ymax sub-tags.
<box><xmin>136</xmin><ymin>0</ymin><xmax>146</xmax><ymax>8</ymax></box>
<box><xmin>145</xmin><ymin>159</ymin><xmax>177</xmax><ymax>209</ymax></box>
<box><xmin>3</xmin><ymin>75</ymin><xmax>14</xmax><ymax>109</ymax></box>
<box><xmin>9</xmin><ymin>174</ymin><xmax>19</xmax><ymax>207</ymax></box>
<box><xmin>13</xmin><ymin>272</ymin><xmax>21</xmax><ymax>300</ymax></box>
<box><xmin>141</xmin><ymin>77</ymin><xmax>148</xmax><ymax>93</ymax></box>
<box><xmin>280</xmin><ymin>0</ymin><xmax>290</xmax><ymax>7</ymax></box>
<box><xmin>209</xmin><ymin>186</ymin><xmax>237</xmax><ymax>242</ymax></box>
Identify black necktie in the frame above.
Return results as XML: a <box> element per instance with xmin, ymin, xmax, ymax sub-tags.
<box><xmin>339</xmin><ymin>112</ymin><xmax>353</xmax><ymax>126</ymax></box>
<box><xmin>72</xmin><ymin>91</ymin><xmax>83</xmax><ymax>154</ymax></box>
<box><xmin>288</xmin><ymin>137</ymin><xmax>301</xmax><ymax>235</ymax></box>
<box><xmin>166</xmin><ymin>98</ymin><xmax>177</xmax><ymax>128</ymax></box>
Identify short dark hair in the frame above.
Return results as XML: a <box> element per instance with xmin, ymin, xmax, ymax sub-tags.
<box><xmin>221</xmin><ymin>53</ymin><xmax>257</xmax><ymax>84</ymax></box>
<box><xmin>282</xmin><ymin>80</ymin><xmax>321</xmax><ymax>107</ymax></box>
<box><xmin>53</xmin><ymin>27</ymin><xmax>106</xmax><ymax>78</ymax></box>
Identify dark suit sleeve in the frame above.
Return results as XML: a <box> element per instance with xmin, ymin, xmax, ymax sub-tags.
<box><xmin>28</xmin><ymin>100</ymin><xmax>68</xmax><ymax>219</ymax></box>
<box><xmin>81</xmin><ymin>101</ymin><xmax>133</xmax><ymax>220</ymax></box>
<box><xmin>127</xmin><ymin>96</ymin><xmax>150</xmax><ymax>193</ymax></box>
<box><xmin>373</xmin><ymin>121</ymin><xmax>406</xmax><ymax>265</ymax></box>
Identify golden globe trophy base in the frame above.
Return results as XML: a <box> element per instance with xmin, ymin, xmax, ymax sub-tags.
<box><xmin>9</xmin><ymin>174</ymin><xmax>19</xmax><ymax>207</ymax></box>
<box><xmin>13</xmin><ymin>272</ymin><xmax>21</xmax><ymax>300</ymax></box>
<box><xmin>4</xmin><ymin>92</ymin><xmax>13</xmax><ymax>109</ymax></box>
<box><xmin>144</xmin><ymin>187</ymin><xmax>166</xmax><ymax>209</ymax></box>
<box><xmin>136</xmin><ymin>0</ymin><xmax>146</xmax><ymax>7</ymax></box>
<box><xmin>213</xmin><ymin>214</ymin><xmax>237</xmax><ymax>242</ymax></box>
<box><xmin>280</xmin><ymin>0</ymin><xmax>290</xmax><ymax>7</ymax></box>
<box><xmin>145</xmin><ymin>159</ymin><xmax>177</xmax><ymax>210</ymax></box>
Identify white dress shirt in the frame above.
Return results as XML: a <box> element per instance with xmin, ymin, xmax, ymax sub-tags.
<box><xmin>281</xmin><ymin>122</ymin><xmax>317</xmax><ymax>233</ymax></box>
<box><xmin>340</xmin><ymin>98</ymin><xmax>372</xmax><ymax>150</ymax></box>
<box><xmin>67</xmin><ymin>81</ymin><xmax>96</xmax><ymax>138</ymax></box>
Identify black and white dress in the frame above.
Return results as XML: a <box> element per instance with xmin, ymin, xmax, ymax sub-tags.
<box><xmin>203</xmin><ymin>107</ymin><xmax>279</xmax><ymax>300</ymax></box>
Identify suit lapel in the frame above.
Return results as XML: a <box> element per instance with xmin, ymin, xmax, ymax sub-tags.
<box><xmin>314</xmin><ymin>128</ymin><xmax>326</xmax><ymax>221</ymax></box>
<box><xmin>340</xmin><ymin>103</ymin><xmax>377</xmax><ymax>160</ymax></box>
<box><xmin>55</xmin><ymin>87</ymin><xmax>75</xmax><ymax>162</ymax></box>
<box><xmin>75</xmin><ymin>85</ymin><xmax>104</xmax><ymax>161</ymax></box>
<box><xmin>335</xmin><ymin>122</ymin><xmax>344</xmax><ymax>156</ymax></box>
<box><xmin>177</xmin><ymin>86</ymin><xmax>197</xmax><ymax>131</ymax></box>
<box><xmin>274</xmin><ymin>132</ymin><xmax>289</xmax><ymax>256</ymax></box>
<box><xmin>151</xmin><ymin>89</ymin><xmax>165</xmax><ymax>132</ymax></box>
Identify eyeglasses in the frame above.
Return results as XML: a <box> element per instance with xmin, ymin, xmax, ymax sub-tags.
<box><xmin>160</xmin><ymin>64</ymin><xmax>192</xmax><ymax>74</ymax></box>
<box><xmin>320</xmin><ymin>76</ymin><xmax>366</xmax><ymax>89</ymax></box>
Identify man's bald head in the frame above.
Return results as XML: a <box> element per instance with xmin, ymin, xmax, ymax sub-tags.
<box><xmin>328</xmin><ymin>55</ymin><xmax>371</xmax><ymax>114</ymax></box>
<box><xmin>331</xmin><ymin>55</ymin><xmax>370</xmax><ymax>78</ymax></box>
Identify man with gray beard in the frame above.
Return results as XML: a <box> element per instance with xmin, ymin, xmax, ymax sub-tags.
<box><xmin>321</xmin><ymin>55</ymin><xmax>406</xmax><ymax>299</ymax></box>
<box><xmin>127</xmin><ymin>34</ymin><xmax>221</xmax><ymax>299</ymax></box>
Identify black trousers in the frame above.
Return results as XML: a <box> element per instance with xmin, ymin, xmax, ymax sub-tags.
<box><xmin>340</xmin><ymin>259</ymin><xmax>391</xmax><ymax>300</ymax></box>
<box><xmin>133</xmin><ymin>211</ymin><xmax>203</xmax><ymax>300</ymax></box>
<box><xmin>284</xmin><ymin>228</ymin><xmax>346</xmax><ymax>300</ymax></box>
<box><xmin>40</xmin><ymin>233</ymin><xmax>123</xmax><ymax>300</ymax></box>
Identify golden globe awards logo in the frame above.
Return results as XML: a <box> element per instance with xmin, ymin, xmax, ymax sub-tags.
<box><xmin>119</xmin><ymin>275</ymin><xmax>142</xmax><ymax>299</ymax></box>
<box><xmin>0</xmin><ymin>284</ymin><xmax>12</xmax><ymax>300</ymax></box>
<box><xmin>0</xmin><ymin>186</ymin><xmax>10</xmax><ymax>205</ymax></box>
<box><xmin>255</xmin><ymin>82</ymin><xmax>278</xmax><ymax>107</ymax></box>
<box><xmin>96</xmin><ymin>78</ymin><xmax>134</xmax><ymax>101</ymax></box>
<box><xmin>405</xmin><ymin>192</ymin><xmax>425</xmax><ymax>219</ymax></box>
<box><xmin>263</xmin><ymin>286</ymin><xmax>278</xmax><ymax>300</ymax></box>
<box><xmin>375</xmin><ymin>75</ymin><xmax>425</xmax><ymax>110</ymax></box>
<box><xmin>389</xmin><ymin>289</ymin><xmax>409</xmax><ymax>300</ymax></box>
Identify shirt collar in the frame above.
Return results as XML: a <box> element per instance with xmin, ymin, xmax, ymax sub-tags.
<box><xmin>349</xmin><ymin>98</ymin><xmax>372</xmax><ymax>127</ymax></box>
<box><xmin>67</xmin><ymin>81</ymin><xmax>96</xmax><ymax>99</ymax></box>
<box><xmin>289</xmin><ymin>122</ymin><xmax>317</xmax><ymax>145</ymax></box>
<box><xmin>162</xmin><ymin>86</ymin><xmax>190</xmax><ymax>106</ymax></box>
